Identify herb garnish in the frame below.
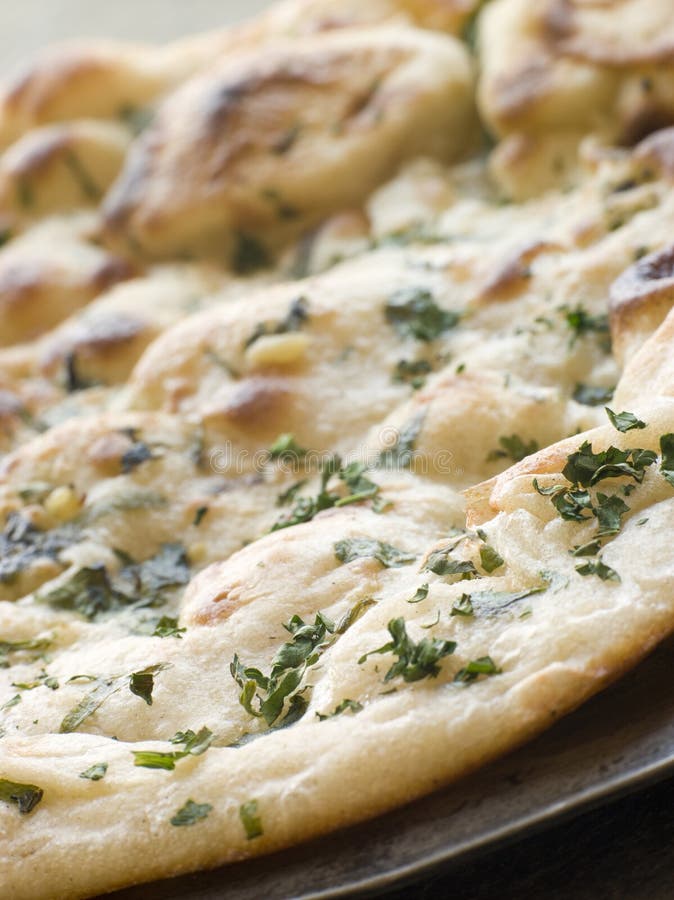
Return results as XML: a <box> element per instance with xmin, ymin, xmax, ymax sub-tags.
<box><xmin>316</xmin><ymin>699</ymin><xmax>363</xmax><ymax>721</ymax></box>
<box><xmin>60</xmin><ymin>664</ymin><xmax>167</xmax><ymax>732</ymax></box>
<box><xmin>376</xmin><ymin>412</ymin><xmax>426</xmax><ymax>470</ymax></box>
<box><xmin>479</xmin><ymin>545</ymin><xmax>504</xmax><ymax>573</ymax></box>
<box><xmin>575</xmin><ymin>559</ymin><xmax>621</xmax><ymax>582</ymax></box>
<box><xmin>488</xmin><ymin>435</ymin><xmax>539</xmax><ymax>463</ymax></box>
<box><xmin>564</xmin><ymin>305</ymin><xmax>610</xmax><ymax>347</ymax></box>
<box><xmin>268</xmin><ymin>433</ymin><xmax>308</xmax><ymax>461</ymax></box>
<box><xmin>659</xmin><ymin>433</ymin><xmax>674</xmax><ymax>486</ymax></box>
<box><xmin>152</xmin><ymin>616</ymin><xmax>186</xmax><ymax>639</ymax></box>
<box><xmin>605</xmin><ymin>408</ymin><xmax>646</xmax><ymax>433</ymax></box>
<box><xmin>453</xmin><ymin>656</ymin><xmax>501</xmax><ymax>684</ymax></box>
<box><xmin>79</xmin><ymin>763</ymin><xmax>108</xmax><ymax>781</ymax></box>
<box><xmin>407</xmin><ymin>583</ymin><xmax>429</xmax><ymax>604</ymax></box>
<box><xmin>359</xmin><ymin>617</ymin><xmax>456</xmax><ymax>682</ymax></box>
<box><xmin>393</xmin><ymin>359</ymin><xmax>432</xmax><ymax>390</ymax></box>
<box><xmin>271</xmin><ymin>458</ymin><xmax>380</xmax><ymax>531</ymax></box>
<box><xmin>233</xmin><ymin>232</ymin><xmax>271</xmax><ymax>274</ymax></box>
<box><xmin>423</xmin><ymin>547</ymin><xmax>477</xmax><ymax>578</ymax></box>
<box><xmin>231</xmin><ymin>600</ymin><xmax>374</xmax><ymax>727</ymax></box>
<box><xmin>171</xmin><ymin>799</ymin><xmax>212</xmax><ymax>827</ymax></box>
<box><xmin>573</xmin><ymin>384</ymin><xmax>615</xmax><ymax>407</ymax></box>
<box><xmin>334</xmin><ymin>538</ymin><xmax>415</xmax><ymax>568</ymax></box>
<box><xmin>385</xmin><ymin>288</ymin><xmax>459</xmax><ymax>342</ymax></box>
<box><xmin>239</xmin><ymin>800</ymin><xmax>263</xmax><ymax>840</ymax></box>
<box><xmin>0</xmin><ymin>779</ymin><xmax>43</xmax><ymax>814</ymax></box>
<box><xmin>245</xmin><ymin>297</ymin><xmax>308</xmax><ymax>348</ymax></box>
<box><xmin>0</xmin><ymin>512</ymin><xmax>78</xmax><ymax>585</ymax></box>
<box><xmin>132</xmin><ymin>727</ymin><xmax>213</xmax><ymax>770</ymax></box>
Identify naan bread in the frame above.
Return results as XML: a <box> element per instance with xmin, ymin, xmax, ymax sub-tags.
<box><xmin>2</xmin><ymin>1</ymin><xmax>674</xmax><ymax>898</ymax></box>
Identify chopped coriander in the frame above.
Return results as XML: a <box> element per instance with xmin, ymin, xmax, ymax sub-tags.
<box><xmin>120</xmin><ymin>440</ymin><xmax>155</xmax><ymax>473</ymax></box>
<box><xmin>39</xmin><ymin>565</ymin><xmax>131</xmax><ymax>621</ymax></box>
<box><xmin>488</xmin><ymin>435</ymin><xmax>539</xmax><ymax>463</ymax></box>
<box><xmin>268</xmin><ymin>433</ymin><xmax>308</xmax><ymax>461</ymax></box>
<box><xmin>245</xmin><ymin>297</ymin><xmax>308</xmax><ymax>348</ymax></box>
<box><xmin>407</xmin><ymin>583</ymin><xmax>429</xmax><ymax>604</ymax></box>
<box><xmin>64</xmin><ymin>352</ymin><xmax>96</xmax><ymax>392</ymax></box>
<box><xmin>385</xmin><ymin>288</ymin><xmax>459</xmax><ymax>342</ymax></box>
<box><xmin>451</xmin><ymin>594</ymin><xmax>474</xmax><ymax>617</ymax></box>
<box><xmin>132</xmin><ymin>726</ymin><xmax>213</xmax><ymax>770</ymax></box>
<box><xmin>376</xmin><ymin>412</ymin><xmax>425</xmax><ymax>469</ymax></box>
<box><xmin>423</xmin><ymin>548</ymin><xmax>477</xmax><ymax>578</ymax></box>
<box><xmin>393</xmin><ymin>358</ymin><xmax>432</xmax><ymax>389</ymax></box>
<box><xmin>171</xmin><ymin>799</ymin><xmax>212</xmax><ymax>827</ymax></box>
<box><xmin>449</xmin><ymin>584</ymin><xmax>548</xmax><ymax>619</ymax></box>
<box><xmin>2</xmin><ymin>693</ymin><xmax>21</xmax><ymax>710</ymax></box>
<box><xmin>239</xmin><ymin>799</ymin><xmax>263</xmax><ymax>840</ymax></box>
<box><xmin>231</xmin><ymin>600</ymin><xmax>372</xmax><ymax>727</ymax></box>
<box><xmin>60</xmin><ymin>664</ymin><xmax>167</xmax><ymax>733</ymax></box>
<box><xmin>276</xmin><ymin>479</ymin><xmax>308</xmax><ymax>507</ymax></box>
<box><xmin>573</xmin><ymin>384</ymin><xmax>615</xmax><ymax>407</ymax></box>
<box><xmin>0</xmin><ymin>778</ymin><xmax>43</xmax><ymax>814</ymax></box>
<box><xmin>564</xmin><ymin>305</ymin><xmax>610</xmax><ymax>346</ymax></box>
<box><xmin>129</xmin><ymin>665</ymin><xmax>163</xmax><ymax>705</ymax></box>
<box><xmin>594</xmin><ymin>493</ymin><xmax>630</xmax><ymax>536</ymax></box>
<box><xmin>660</xmin><ymin>433</ymin><xmax>674</xmax><ymax>486</ymax></box>
<box><xmin>605</xmin><ymin>408</ymin><xmax>646</xmax><ymax>432</ymax></box>
<box><xmin>562</xmin><ymin>441</ymin><xmax>656</xmax><ymax>487</ymax></box>
<box><xmin>193</xmin><ymin>506</ymin><xmax>209</xmax><ymax>527</ymax></box>
<box><xmin>569</xmin><ymin>539</ymin><xmax>602</xmax><ymax>558</ymax></box>
<box><xmin>316</xmin><ymin>699</ymin><xmax>363</xmax><ymax>721</ymax></box>
<box><xmin>359</xmin><ymin>617</ymin><xmax>456</xmax><ymax>682</ymax></box>
<box><xmin>334</xmin><ymin>538</ymin><xmax>415</xmax><ymax>568</ymax></box>
<box><xmin>479</xmin><ymin>545</ymin><xmax>504</xmax><ymax>573</ymax></box>
<box><xmin>575</xmin><ymin>560</ymin><xmax>620</xmax><ymax>582</ymax></box>
<box><xmin>79</xmin><ymin>763</ymin><xmax>108</xmax><ymax>781</ymax></box>
<box><xmin>152</xmin><ymin>616</ymin><xmax>186</xmax><ymax>639</ymax></box>
<box><xmin>453</xmin><ymin>656</ymin><xmax>501</xmax><ymax>684</ymax></box>
<box><xmin>233</xmin><ymin>232</ymin><xmax>270</xmax><ymax>275</ymax></box>
<box><xmin>0</xmin><ymin>512</ymin><xmax>78</xmax><ymax>585</ymax></box>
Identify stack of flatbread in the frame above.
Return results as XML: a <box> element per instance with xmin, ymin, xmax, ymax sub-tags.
<box><xmin>2</xmin><ymin>1</ymin><xmax>674</xmax><ymax>897</ymax></box>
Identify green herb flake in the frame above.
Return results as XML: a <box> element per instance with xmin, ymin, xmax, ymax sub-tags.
<box><xmin>171</xmin><ymin>799</ymin><xmax>212</xmax><ymax>827</ymax></box>
<box><xmin>451</xmin><ymin>594</ymin><xmax>474</xmax><ymax>617</ymax></box>
<box><xmin>376</xmin><ymin>412</ymin><xmax>425</xmax><ymax>469</ymax></box>
<box><xmin>316</xmin><ymin>699</ymin><xmax>363</xmax><ymax>721</ymax></box>
<box><xmin>193</xmin><ymin>506</ymin><xmax>209</xmax><ymax>527</ymax></box>
<box><xmin>385</xmin><ymin>288</ymin><xmax>459</xmax><ymax>342</ymax></box>
<box><xmin>564</xmin><ymin>305</ymin><xmax>610</xmax><ymax>346</ymax></box>
<box><xmin>359</xmin><ymin>617</ymin><xmax>456</xmax><ymax>682</ymax></box>
<box><xmin>573</xmin><ymin>384</ymin><xmax>615</xmax><ymax>407</ymax></box>
<box><xmin>423</xmin><ymin>548</ymin><xmax>477</xmax><ymax>579</ymax></box>
<box><xmin>129</xmin><ymin>665</ymin><xmax>165</xmax><ymax>706</ymax></box>
<box><xmin>453</xmin><ymin>656</ymin><xmax>502</xmax><ymax>684</ymax></box>
<box><xmin>240</xmin><ymin>799</ymin><xmax>263</xmax><ymax>840</ymax></box>
<box><xmin>0</xmin><ymin>778</ymin><xmax>43</xmax><ymax>814</ymax></box>
<box><xmin>334</xmin><ymin>538</ymin><xmax>415</xmax><ymax>568</ymax></box>
<box><xmin>660</xmin><ymin>433</ymin><xmax>674</xmax><ymax>487</ymax></box>
<box><xmin>2</xmin><ymin>693</ymin><xmax>21</xmax><ymax>710</ymax></box>
<box><xmin>407</xmin><ymin>583</ymin><xmax>429</xmax><ymax>604</ymax></box>
<box><xmin>233</xmin><ymin>233</ymin><xmax>271</xmax><ymax>275</ymax></box>
<box><xmin>488</xmin><ymin>435</ymin><xmax>539</xmax><ymax>463</ymax></box>
<box><xmin>393</xmin><ymin>358</ymin><xmax>432</xmax><ymax>390</ymax></box>
<box><xmin>605</xmin><ymin>408</ymin><xmax>646</xmax><ymax>432</ymax></box>
<box><xmin>79</xmin><ymin>762</ymin><xmax>108</xmax><ymax>781</ymax></box>
<box><xmin>479</xmin><ymin>545</ymin><xmax>504</xmax><ymax>573</ymax></box>
<box><xmin>575</xmin><ymin>560</ymin><xmax>621</xmax><ymax>582</ymax></box>
<box><xmin>245</xmin><ymin>297</ymin><xmax>308</xmax><ymax>349</ymax></box>
<box><xmin>152</xmin><ymin>616</ymin><xmax>186</xmax><ymax>639</ymax></box>
<box><xmin>268</xmin><ymin>433</ymin><xmax>308</xmax><ymax>461</ymax></box>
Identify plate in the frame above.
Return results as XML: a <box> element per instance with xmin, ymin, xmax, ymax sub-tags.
<box><xmin>104</xmin><ymin>636</ymin><xmax>674</xmax><ymax>899</ymax></box>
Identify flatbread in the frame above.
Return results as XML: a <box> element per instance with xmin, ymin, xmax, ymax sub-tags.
<box><xmin>2</xmin><ymin>2</ymin><xmax>674</xmax><ymax>898</ymax></box>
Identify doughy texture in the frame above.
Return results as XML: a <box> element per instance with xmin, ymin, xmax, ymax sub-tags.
<box><xmin>3</xmin><ymin>2</ymin><xmax>674</xmax><ymax>899</ymax></box>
